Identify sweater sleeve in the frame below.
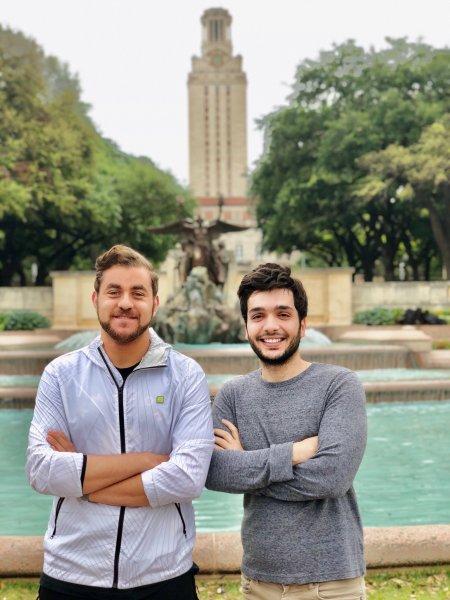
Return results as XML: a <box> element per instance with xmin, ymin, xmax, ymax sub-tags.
<box><xmin>26</xmin><ymin>366</ymin><xmax>85</xmax><ymax>498</ymax></box>
<box><xmin>253</xmin><ymin>371</ymin><xmax>367</xmax><ymax>501</ymax></box>
<box><xmin>205</xmin><ymin>383</ymin><xmax>294</xmax><ymax>493</ymax></box>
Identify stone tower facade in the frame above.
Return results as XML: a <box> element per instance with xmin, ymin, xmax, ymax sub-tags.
<box><xmin>188</xmin><ymin>8</ymin><xmax>252</xmax><ymax>226</ymax></box>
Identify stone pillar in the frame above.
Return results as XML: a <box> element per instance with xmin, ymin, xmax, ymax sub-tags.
<box><xmin>50</xmin><ymin>271</ymin><xmax>97</xmax><ymax>329</ymax></box>
<box><xmin>291</xmin><ymin>267</ymin><xmax>354</xmax><ymax>325</ymax></box>
<box><xmin>223</xmin><ymin>264</ymin><xmax>354</xmax><ymax>325</ymax></box>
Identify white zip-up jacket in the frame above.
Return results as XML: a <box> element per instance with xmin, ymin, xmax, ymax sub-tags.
<box><xmin>26</xmin><ymin>329</ymin><xmax>214</xmax><ymax>589</ymax></box>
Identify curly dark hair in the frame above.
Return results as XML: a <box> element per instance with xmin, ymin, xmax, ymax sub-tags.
<box><xmin>237</xmin><ymin>263</ymin><xmax>308</xmax><ymax>323</ymax></box>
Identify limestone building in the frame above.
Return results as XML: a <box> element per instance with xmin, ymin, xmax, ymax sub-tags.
<box><xmin>187</xmin><ymin>8</ymin><xmax>291</xmax><ymax>266</ymax></box>
<box><xmin>188</xmin><ymin>8</ymin><xmax>251</xmax><ymax>228</ymax></box>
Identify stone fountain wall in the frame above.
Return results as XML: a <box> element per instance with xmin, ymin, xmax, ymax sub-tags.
<box><xmin>1</xmin><ymin>525</ymin><xmax>450</xmax><ymax>576</ymax></box>
<box><xmin>0</xmin><ymin>266</ymin><xmax>448</xmax><ymax>329</ymax></box>
<box><xmin>47</xmin><ymin>264</ymin><xmax>356</xmax><ymax>329</ymax></box>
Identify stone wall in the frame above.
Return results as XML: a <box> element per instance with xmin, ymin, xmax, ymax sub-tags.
<box><xmin>353</xmin><ymin>281</ymin><xmax>450</xmax><ymax>313</ymax></box>
<box><xmin>1</xmin><ymin>277</ymin><xmax>449</xmax><ymax>330</ymax></box>
<box><xmin>50</xmin><ymin>271</ymin><xmax>97</xmax><ymax>329</ymax></box>
<box><xmin>0</xmin><ymin>287</ymin><xmax>53</xmax><ymax>319</ymax></box>
<box><xmin>2</xmin><ymin>525</ymin><xmax>450</xmax><ymax>575</ymax></box>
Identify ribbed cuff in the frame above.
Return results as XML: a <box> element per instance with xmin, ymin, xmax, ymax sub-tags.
<box><xmin>269</xmin><ymin>442</ymin><xmax>294</xmax><ymax>483</ymax></box>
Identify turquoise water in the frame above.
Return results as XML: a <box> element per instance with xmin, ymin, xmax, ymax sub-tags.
<box><xmin>1</xmin><ymin>401</ymin><xmax>449</xmax><ymax>535</ymax></box>
<box><xmin>357</xmin><ymin>369</ymin><xmax>450</xmax><ymax>381</ymax></box>
<box><xmin>55</xmin><ymin>328</ymin><xmax>332</xmax><ymax>353</ymax></box>
<box><xmin>0</xmin><ymin>375</ymin><xmax>40</xmax><ymax>387</ymax></box>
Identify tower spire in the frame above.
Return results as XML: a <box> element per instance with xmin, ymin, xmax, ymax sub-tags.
<box><xmin>201</xmin><ymin>7</ymin><xmax>233</xmax><ymax>56</ymax></box>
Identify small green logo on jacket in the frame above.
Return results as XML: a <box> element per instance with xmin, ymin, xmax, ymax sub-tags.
<box><xmin>155</xmin><ymin>395</ymin><xmax>165</xmax><ymax>404</ymax></box>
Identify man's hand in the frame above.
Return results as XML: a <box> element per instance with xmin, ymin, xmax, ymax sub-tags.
<box><xmin>47</xmin><ymin>430</ymin><xmax>76</xmax><ymax>452</ymax></box>
<box><xmin>292</xmin><ymin>436</ymin><xmax>318</xmax><ymax>465</ymax></box>
<box><xmin>214</xmin><ymin>419</ymin><xmax>243</xmax><ymax>451</ymax></box>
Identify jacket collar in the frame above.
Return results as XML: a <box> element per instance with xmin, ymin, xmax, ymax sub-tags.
<box><xmin>84</xmin><ymin>328</ymin><xmax>171</xmax><ymax>371</ymax></box>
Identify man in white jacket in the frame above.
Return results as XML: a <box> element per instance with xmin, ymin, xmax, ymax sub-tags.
<box><xmin>27</xmin><ymin>244</ymin><xmax>214</xmax><ymax>600</ymax></box>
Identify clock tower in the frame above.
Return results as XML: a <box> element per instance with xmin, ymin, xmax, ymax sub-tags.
<box><xmin>188</xmin><ymin>8</ymin><xmax>251</xmax><ymax>225</ymax></box>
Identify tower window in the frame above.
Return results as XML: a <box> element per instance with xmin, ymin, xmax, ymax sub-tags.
<box><xmin>209</xmin><ymin>19</ymin><xmax>224</xmax><ymax>42</ymax></box>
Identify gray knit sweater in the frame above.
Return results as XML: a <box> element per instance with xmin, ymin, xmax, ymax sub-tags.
<box><xmin>206</xmin><ymin>363</ymin><xmax>367</xmax><ymax>585</ymax></box>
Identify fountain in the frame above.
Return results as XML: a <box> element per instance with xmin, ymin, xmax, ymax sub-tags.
<box><xmin>0</xmin><ymin>260</ymin><xmax>450</xmax><ymax>575</ymax></box>
<box><xmin>0</xmin><ymin>223</ymin><xmax>449</xmax><ymax>405</ymax></box>
<box><xmin>153</xmin><ymin>266</ymin><xmax>243</xmax><ymax>344</ymax></box>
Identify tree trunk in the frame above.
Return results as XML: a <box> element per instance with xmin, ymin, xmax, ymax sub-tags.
<box><xmin>424</xmin><ymin>256</ymin><xmax>431</xmax><ymax>281</ymax></box>
<box><xmin>18</xmin><ymin>267</ymin><xmax>26</xmax><ymax>287</ymax></box>
<box><xmin>35</xmin><ymin>263</ymin><xmax>49</xmax><ymax>286</ymax></box>
<box><xmin>426</xmin><ymin>198</ymin><xmax>450</xmax><ymax>280</ymax></box>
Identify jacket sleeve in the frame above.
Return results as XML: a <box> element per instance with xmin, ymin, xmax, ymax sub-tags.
<box><xmin>205</xmin><ymin>384</ymin><xmax>294</xmax><ymax>494</ymax></box>
<box><xmin>141</xmin><ymin>362</ymin><xmax>215</xmax><ymax>507</ymax></box>
<box><xmin>26</xmin><ymin>365</ymin><xmax>85</xmax><ymax>497</ymax></box>
<box><xmin>253</xmin><ymin>371</ymin><xmax>367</xmax><ymax>501</ymax></box>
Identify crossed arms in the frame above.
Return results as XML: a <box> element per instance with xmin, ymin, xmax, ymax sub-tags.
<box><xmin>46</xmin><ymin>430</ymin><xmax>166</xmax><ymax>506</ymax></box>
<box><xmin>26</xmin><ymin>365</ymin><xmax>214</xmax><ymax>508</ymax></box>
<box><xmin>206</xmin><ymin>371</ymin><xmax>367</xmax><ymax>501</ymax></box>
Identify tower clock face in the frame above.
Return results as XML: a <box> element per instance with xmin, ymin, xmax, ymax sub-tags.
<box><xmin>210</xmin><ymin>51</ymin><xmax>224</xmax><ymax>67</ymax></box>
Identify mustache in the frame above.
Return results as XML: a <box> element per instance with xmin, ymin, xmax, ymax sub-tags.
<box><xmin>257</xmin><ymin>334</ymin><xmax>286</xmax><ymax>340</ymax></box>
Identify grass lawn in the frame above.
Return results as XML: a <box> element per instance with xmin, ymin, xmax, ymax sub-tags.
<box><xmin>0</xmin><ymin>567</ymin><xmax>449</xmax><ymax>599</ymax></box>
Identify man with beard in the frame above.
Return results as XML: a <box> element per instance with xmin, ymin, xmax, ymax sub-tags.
<box><xmin>27</xmin><ymin>245</ymin><xmax>214</xmax><ymax>599</ymax></box>
<box><xmin>206</xmin><ymin>263</ymin><xmax>367</xmax><ymax>599</ymax></box>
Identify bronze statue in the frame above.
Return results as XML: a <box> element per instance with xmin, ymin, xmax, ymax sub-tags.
<box><xmin>148</xmin><ymin>216</ymin><xmax>248</xmax><ymax>286</ymax></box>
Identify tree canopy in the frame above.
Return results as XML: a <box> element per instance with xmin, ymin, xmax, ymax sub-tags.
<box><xmin>252</xmin><ymin>39</ymin><xmax>450</xmax><ymax>280</ymax></box>
<box><xmin>0</xmin><ymin>25</ymin><xmax>193</xmax><ymax>285</ymax></box>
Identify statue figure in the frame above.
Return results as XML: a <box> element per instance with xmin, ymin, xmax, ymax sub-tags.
<box><xmin>154</xmin><ymin>266</ymin><xmax>243</xmax><ymax>344</ymax></box>
<box><xmin>214</xmin><ymin>241</ymin><xmax>231</xmax><ymax>289</ymax></box>
<box><xmin>148</xmin><ymin>216</ymin><xmax>247</xmax><ymax>286</ymax></box>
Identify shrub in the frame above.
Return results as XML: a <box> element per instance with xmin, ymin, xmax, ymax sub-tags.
<box><xmin>432</xmin><ymin>308</ymin><xmax>450</xmax><ymax>324</ymax></box>
<box><xmin>353</xmin><ymin>307</ymin><xmax>403</xmax><ymax>326</ymax></box>
<box><xmin>2</xmin><ymin>310</ymin><xmax>50</xmax><ymax>331</ymax></box>
<box><xmin>433</xmin><ymin>340</ymin><xmax>450</xmax><ymax>350</ymax></box>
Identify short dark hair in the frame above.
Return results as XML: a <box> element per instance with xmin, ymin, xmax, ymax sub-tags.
<box><xmin>237</xmin><ymin>263</ymin><xmax>308</xmax><ymax>323</ymax></box>
<box><xmin>94</xmin><ymin>245</ymin><xmax>158</xmax><ymax>295</ymax></box>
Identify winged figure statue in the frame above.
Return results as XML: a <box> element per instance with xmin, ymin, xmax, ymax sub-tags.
<box><xmin>148</xmin><ymin>216</ymin><xmax>248</xmax><ymax>286</ymax></box>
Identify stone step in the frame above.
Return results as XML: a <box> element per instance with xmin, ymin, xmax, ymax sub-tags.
<box><xmin>182</xmin><ymin>344</ymin><xmax>411</xmax><ymax>373</ymax></box>
<box><xmin>0</xmin><ymin>344</ymin><xmax>412</xmax><ymax>376</ymax></box>
<box><xmin>2</xmin><ymin>375</ymin><xmax>450</xmax><ymax>408</ymax></box>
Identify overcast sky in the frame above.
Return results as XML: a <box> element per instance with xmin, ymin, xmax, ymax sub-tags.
<box><xmin>2</xmin><ymin>0</ymin><xmax>448</xmax><ymax>185</ymax></box>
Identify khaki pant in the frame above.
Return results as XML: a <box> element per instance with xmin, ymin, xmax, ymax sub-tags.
<box><xmin>241</xmin><ymin>574</ymin><xmax>366</xmax><ymax>599</ymax></box>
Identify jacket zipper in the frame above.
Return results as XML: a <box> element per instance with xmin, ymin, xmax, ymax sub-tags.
<box><xmin>50</xmin><ymin>497</ymin><xmax>65</xmax><ymax>538</ymax></box>
<box><xmin>175</xmin><ymin>503</ymin><xmax>187</xmax><ymax>537</ymax></box>
<box><xmin>98</xmin><ymin>348</ymin><xmax>126</xmax><ymax>589</ymax></box>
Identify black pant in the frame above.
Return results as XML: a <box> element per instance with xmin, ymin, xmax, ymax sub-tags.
<box><xmin>38</xmin><ymin>568</ymin><xmax>199</xmax><ymax>600</ymax></box>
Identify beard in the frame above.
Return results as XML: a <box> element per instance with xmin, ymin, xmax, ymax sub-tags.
<box><xmin>98</xmin><ymin>309</ymin><xmax>153</xmax><ymax>345</ymax></box>
<box><xmin>248</xmin><ymin>328</ymin><xmax>302</xmax><ymax>366</ymax></box>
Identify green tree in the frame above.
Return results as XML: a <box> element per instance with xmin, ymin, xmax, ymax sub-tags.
<box><xmin>358</xmin><ymin>116</ymin><xmax>450</xmax><ymax>278</ymax></box>
<box><xmin>252</xmin><ymin>39</ymin><xmax>449</xmax><ymax>280</ymax></box>
<box><xmin>0</xmin><ymin>25</ymin><xmax>192</xmax><ymax>285</ymax></box>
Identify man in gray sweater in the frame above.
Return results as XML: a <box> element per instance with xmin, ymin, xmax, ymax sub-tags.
<box><xmin>206</xmin><ymin>263</ymin><xmax>367</xmax><ymax>599</ymax></box>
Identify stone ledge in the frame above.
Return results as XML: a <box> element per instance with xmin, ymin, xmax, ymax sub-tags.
<box><xmin>3</xmin><ymin>376</ymin><xmax>450</xmax><ymax>407</ymax></box>
<box><xmin>417</xmin><ymin>350</ymin><xmax>450</xmax><ymax>369</ymax></box>
<box><xmin>338</xmin><ymin>328</ymin><xmax>433</xmax><ymax>353</ymax></box>
<box><xmin>1</xmin><ymin>525</ymin><xmax>449</xmax><ymax>576</ymax></box>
